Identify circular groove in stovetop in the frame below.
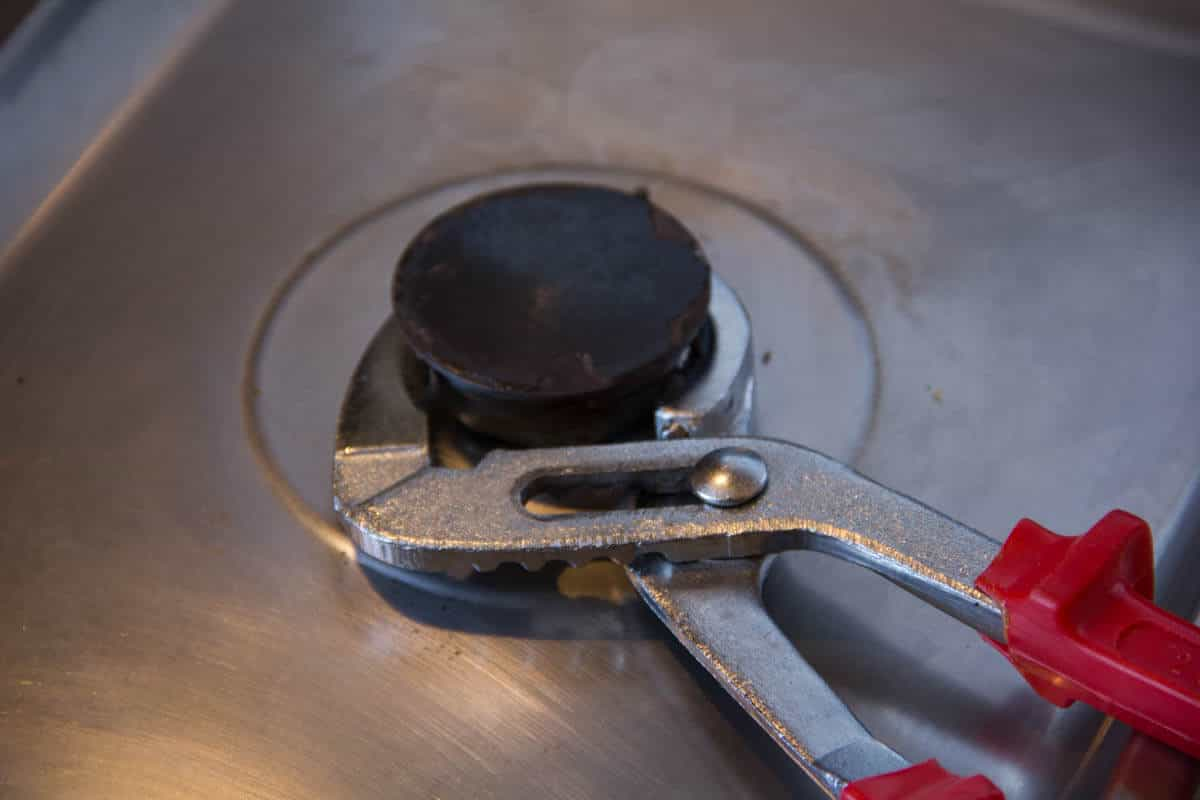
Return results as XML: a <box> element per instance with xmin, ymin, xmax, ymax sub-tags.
<box><xmin>242</xmin><ymin>165</ymin><xmax>879</xmax><ymax>597</ymax></box>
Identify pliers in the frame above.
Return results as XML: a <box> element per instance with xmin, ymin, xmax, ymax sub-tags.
<box><xmin>335</xmin><ymin>317</ymin><xmax>1200</xmax><ymax>799</ymax></box>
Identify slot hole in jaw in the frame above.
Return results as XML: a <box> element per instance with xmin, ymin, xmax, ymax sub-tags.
<box><xmin>521</xmin><ymin>469</ymin><xmax>702</xmax><ymax>518</ymax></box>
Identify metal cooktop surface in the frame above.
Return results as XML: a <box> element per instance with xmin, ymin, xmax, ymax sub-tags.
<box><xmin>2</xmin><ymin>2</ymin><xmax>1198</xmax><ymax>798</ymax></box>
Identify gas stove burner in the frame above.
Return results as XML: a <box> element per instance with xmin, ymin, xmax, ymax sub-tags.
<box><xmin>333</xmin><ymin>184</ymin><xmax>756</xmax><ymax>571</ymax></box>
<box><xmin>391</xmin><ymin>183</ymin><xmax>714</xmax><ymax>446</ymax></box>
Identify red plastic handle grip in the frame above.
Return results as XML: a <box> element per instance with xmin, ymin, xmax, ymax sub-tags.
<box><xmin>976</xmin><ymin>510</ymin><xmax>1200</xmax><ymax>759</ymax></box>
<box><xmin>841</xmin><ymin>760</ymin><xmax>1002</xmax><ymax>799</ymax></box>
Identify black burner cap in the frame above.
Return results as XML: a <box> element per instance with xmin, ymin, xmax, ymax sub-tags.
<box><xmin>393</xmin><ymin>184</ymin><xmax>711</xmax><ymax>399</ymax></box>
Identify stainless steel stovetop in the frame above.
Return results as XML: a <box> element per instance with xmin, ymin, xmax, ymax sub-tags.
<box><xmin>2</xmin><ymin>2</ymin><xmax>1198</xmax><ymax>797</ymax></box>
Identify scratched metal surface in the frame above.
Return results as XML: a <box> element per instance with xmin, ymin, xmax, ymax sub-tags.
<box><xmin>2</xmin><ymin>1</ymin><xmax>1199</xmax><ymax>798</ymax></box>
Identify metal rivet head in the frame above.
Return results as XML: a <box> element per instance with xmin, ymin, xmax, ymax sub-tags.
<box><xmin>689</xmin><ymin>447</ymin><xmax>768</xmax><ymax>508</ymax></box>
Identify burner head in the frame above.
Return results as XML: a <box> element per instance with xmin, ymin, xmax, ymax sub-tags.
<box><xmin>392</xmin><ymin>184</ymin><xmax>712</xmax><ymax>445</ymax></box>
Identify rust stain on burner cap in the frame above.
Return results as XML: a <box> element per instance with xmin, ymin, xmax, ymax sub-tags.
<box><xmin>392</xmin><ymin>183</ymin><xmax>711</xmax><ymax>399</ymax></box>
